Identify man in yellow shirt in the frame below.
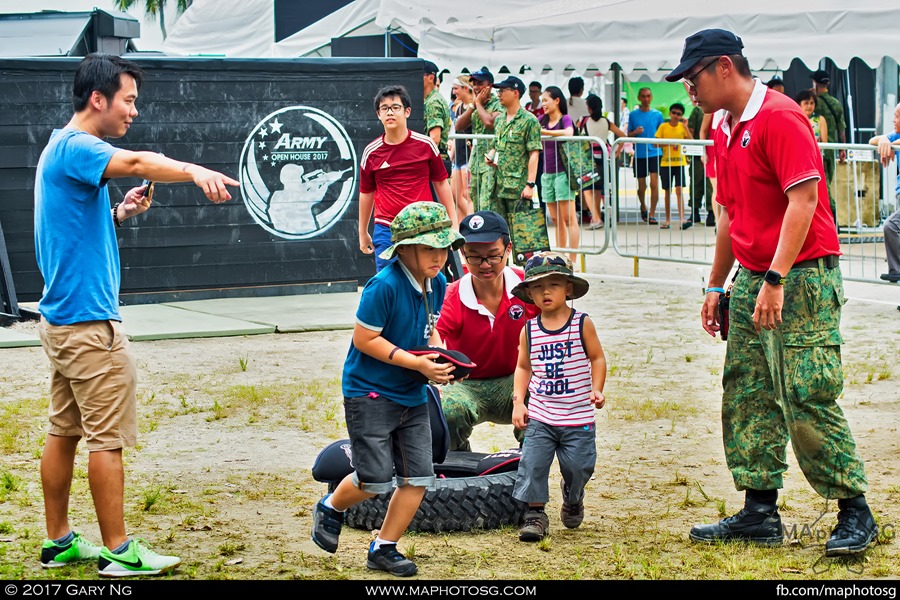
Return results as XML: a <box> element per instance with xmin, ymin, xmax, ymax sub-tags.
<box><xmin>655</xmin><ymin>102</ymin><xmax>693</xmax><ymax>229</ymax></box>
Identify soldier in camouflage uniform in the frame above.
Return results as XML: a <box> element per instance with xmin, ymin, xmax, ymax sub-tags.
<box><xmin>454</xmin><ymin>68</ymin><xmax>502</xmax><ymax>213</ymax></box>
<box><xmin>813</xmin><ymin>70</ymin><xmax>847</xmax><ymax>221</ymax></box>
<box><xmin>666</xmin><ymin>29</ymin><xmax>877</xmax><ymax>557</ymax></box>
<box><xmin>489</xmin><ymin>76</ymin><xmax>543</xmax><ymax>261</ymax></box>
<box><xmin>423</xmin><ymin>60</ymin><xmax>452</xmax><ymax>177</ymax></box>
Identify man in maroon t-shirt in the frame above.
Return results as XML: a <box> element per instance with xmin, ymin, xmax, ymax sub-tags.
<box><xmin>667</xmin><ymin>28</ymin><xmax>877</xmax><ymax>558</ymax></box>
<box><xmin>359</xmin><ymin>84</ymin><xmax>457</xmax><ymax>271</ymax></box>
<box><xmin>436</xmin><ymin>211</ymin><xmax>538</xmax><ymax>451</ymax></box>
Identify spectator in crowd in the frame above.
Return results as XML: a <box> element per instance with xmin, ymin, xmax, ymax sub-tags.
<box><xmin>487</xmin><ymin>76</ymin><xmax>542</xmax><ymax>239</ymax></box>
<box><xmin>581</xmin><ymin>94</ymin><xmax>626</xmax><ymax>230</ymax></box>
<box><xmin>450</xmin><ymin>75</ymin><xmax>474</xmax><ymax>219</ymax></box>
<box><xmin>654</xmin><ymin>102</ymin><xmax>693</xmax><ymax>229</ymax></box>
<box><xmin>525</xmin><ymin>81</ymin><xmax>545</xmax><ymax>120</ymax></box>
<box><xmin>620</xmin><ymin>95</ymin><xmax>633</xmax><ymax>167</ymax></box>
<box><xmin>437</xmin><ymin>211</ymin><xmax>539</xmax><ymax>451</ymax></box>
<box><xmin>868</xmin><ymin>102</ymin><xmax>900</xmax><ymax>283</ymax></box>
<box><xmin>687</xmin><ymin>104</ymin><xmax>708</xmax><ymax>223</ymax></box>
<box><xmin>627</xmin><ymin>87</ymin><xmax>664</xmax><ymax>224</ymax></box>
<box><xmin>567</xmin><ymin>76</ymin><xmax>590</xmax><ymax>124</ymax></box>
<box><xmin>669</xmin><ymin>28</ymin><xmax>878</xmax><ymax>559</ymax></box>
<box><xmin>796</xmin><ymin>89</ymin><xmax>828</xmax><ymax>143</ymax></box>
<box><xmin>455</xmin><ymin>68</ymin><xmax>503</xmax><ymax>212</ymax></box>
<box><xmin>424</xmin><ymin>61</ymin><xmax>452</xmax><ymax>177</ymax></box>
<box><xmin>765</xmin><ymin>77</ymin><xmax>785</xmax><ymax>94</ymax></box>
<box><xmin>539</xmin><ymin>85</ymin><xmax>579</xmax><ymax>262</ymax></box>
<box><xmin>812</xmin><ymin>69</ymin><xmax>846</xmax><ymax>218</ymax></box>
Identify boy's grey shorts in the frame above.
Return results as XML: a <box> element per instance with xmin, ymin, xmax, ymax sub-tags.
<box><xmin>344</xmin><ymin>394</ymin><xmax>436</xmax><ymax>494</ymax></box>
<box><xmin>513</xmin><ymin>418</ymin><xmax>597</xmax><ymax>504</ymax></box>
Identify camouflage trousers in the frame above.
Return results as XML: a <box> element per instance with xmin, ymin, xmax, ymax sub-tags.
<box><xmin>439</xmin><ymin>374</ymin><xmax>525</xmax><ymax>452</ymax></box>
<box><xmin>469</xmin><ymin>166</ymin><xmax>496</xmax><ymax>213</ymax></box>
<box><xmin>721</xmin><ymin>263</ymin><xmax>868</xmax><ymax>499</ymax></box>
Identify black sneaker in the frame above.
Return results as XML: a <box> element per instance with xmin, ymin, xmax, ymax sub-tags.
<box><xmin>689</xmin><ymin>498</ymin><xmax>783</xmax><ymax>546</ymax></box>
<box><xmin>519</xmin><ymin>509</ymin><xmax>549</xmax><ymax>542</ymax></box>
<box><xmin>559</xmin><ymin>480</ymin><xmax>584</xmax><ymax>529</ymax></box>
<box><xmin>705</xmin><ymin>212</ymin><xmax>716</xmax><ymax>227</ymax></box>
<box><xmin>825</xmin><ymin>496</ymin><xmax>878</xmax><ymax>557</ymax></box>
<box><xmin>367</xmin><ymin>543</ymin><xmax>417</xmax><ymax>577</ymax></box>
<box><xmin>311</xmin><ymin>494</ymin><xmax>343</xmax><ymax>554</ymax></box>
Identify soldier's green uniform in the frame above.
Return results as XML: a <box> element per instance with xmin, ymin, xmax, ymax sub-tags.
<box><xmin>469</xmin><ymin>94</ymin><xmax>503</xmax><ymax>211</ymax></box>
<box><xmin>815</xmin><ymin>91</ymin><xmax>846</xmax><ymax>213</ymax></box>
<box><xmin>723</xmin><ymin>265</ymin><xmax>867</xmax><ymax>499</ymax></box>
<box><xmin>490</xmin><ymin>107</ymin><xmax>542</xmax><ymax>211</ymax></box>
<box><xmin>424</xmin><ymin>87</ymin><xmax>451</xmax><ymax>162</ymax></box>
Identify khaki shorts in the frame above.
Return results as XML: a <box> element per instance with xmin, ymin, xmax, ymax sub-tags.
<box><xmin>38</xmin><ymin>318</ymin><xmax>138</xmax><ymax>451</ymax></box>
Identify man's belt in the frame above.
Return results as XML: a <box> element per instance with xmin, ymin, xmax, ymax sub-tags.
<box><xmin>747</xmin><ymin>255</ymin><xmax>839</xmax><ymax>276</ymax></box>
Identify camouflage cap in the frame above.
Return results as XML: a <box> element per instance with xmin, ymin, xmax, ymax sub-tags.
<box><xmin>511</xmin><ymin>251</ymin><xmax>590</xmax><ymax>303</ymax></box>
<box><xmin>379</xmin><ymin>201</ymin><xmax>466</xmax><ymax>260</ymax></box>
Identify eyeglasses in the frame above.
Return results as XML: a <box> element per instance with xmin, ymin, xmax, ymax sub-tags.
<box><xmin>682</xmin><ymin>56</ymin><xmax>720</xmax><ymax>90</ymax></box>
<box><xmin>463</xmin><ymin>254</ymin><xmax>506</xmax><ymax>266</ymax></box>
<box><xmin>377</xmin><ymin>104</ymin><xmax>405</xmax><ymax>115</ymax></box>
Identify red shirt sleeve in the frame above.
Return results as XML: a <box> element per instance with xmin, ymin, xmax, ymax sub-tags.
<box><xmin>360</xmin><ymin>160</ymin><xmax>376</xmax><ymax>194</ymax></box>
<box><xmin>436</xmin><ymin>280</ymin><xmax>460</xmax><ymax>342</ymax></box>
<box><xmin>765</xmin><ymin>109</ymin><xmax>822</xmax><ymax>192</ymax></box>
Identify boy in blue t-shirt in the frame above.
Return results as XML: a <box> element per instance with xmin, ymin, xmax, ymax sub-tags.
<box><xmin>311</xmin><ymin>201</ymin><xmax>465</xmax><ymax>577</ymax></box>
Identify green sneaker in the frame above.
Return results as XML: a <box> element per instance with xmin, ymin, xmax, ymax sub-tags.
<box><xmin>97</xmin><ymin>538</ymin><xmax>181</xmax><ymax>577</ymax></box>
<box><xmin>41</xmin><ymin>532</ymin><xmax>102</xmax><ymax>568</ymax></box>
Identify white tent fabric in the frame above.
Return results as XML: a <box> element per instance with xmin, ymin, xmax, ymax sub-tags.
<box><xmin>162</xmin><ymin>0</ymin><xmax>275</xmax><ymax>57</ymax></box>
<box><xmin>374</xmin><ymin>0</ymin><xmax>533</xmax><ymax>43</ymax></box>
<box><xmin>417</xmin><ymin>0</ymin><xmax>900</xmax><ymax>77</ymax></box>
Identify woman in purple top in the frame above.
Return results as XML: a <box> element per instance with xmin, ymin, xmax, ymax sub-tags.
<box><xmin>539</xmin><ymin>86</ymin><xmax>579</xmax><ymax>262</ymax></box>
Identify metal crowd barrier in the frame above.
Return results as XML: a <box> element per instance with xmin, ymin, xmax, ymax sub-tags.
<box><xmin>449</xmin><ymin>132</ymin><xmax>896</xmax><ymax>285</ymax></box>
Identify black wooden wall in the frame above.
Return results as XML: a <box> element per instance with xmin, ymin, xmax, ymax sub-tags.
<box><xmin>0</xmin><ymin>56</ymin><xmax>425</xmax><ymax>303</ymax></box>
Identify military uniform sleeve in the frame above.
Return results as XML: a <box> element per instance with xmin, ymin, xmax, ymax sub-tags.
<box><xmin>525</xmin><ymin>115</ymin><xmax>542</xmax><ymax>152</ymax></box>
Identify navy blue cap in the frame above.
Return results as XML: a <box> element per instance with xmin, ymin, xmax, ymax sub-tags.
<box><xmin>493</xmin><ymin>76</ymin><xmax>525</xmax><ymax>97</ymax></box>
<box><xmin>460</xmin><ymin>210</ymin><xmax>510</xmax><ymax>244</ymax></box>
<box><xmin>423</xmin><ymin>60</ymin><xmax>439</xmax><ymax>75</ymax></box>
<box><xmin>665</xmin><ymin>29</ymin><xmax>744</xmax><ymax>82</ymax></box>
<box><xmin>812</xmin><ymin>69</ymin><xmax>830</xmax><ymax>84</ymax></box>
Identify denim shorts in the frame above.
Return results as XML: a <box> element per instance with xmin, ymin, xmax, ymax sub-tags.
<box><xmin>344</xmin><ymin>394</ymin><xmax>436</xmax><ymax>494</ymax></box>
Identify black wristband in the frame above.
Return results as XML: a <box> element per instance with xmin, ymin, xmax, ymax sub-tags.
<box><xmin>112</xmin><ymin>202</ymin><xmax>123</xmax><ymax>228</ymax></box>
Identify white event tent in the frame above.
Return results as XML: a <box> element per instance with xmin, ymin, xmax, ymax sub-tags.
<box><xmin>416</xmin><ymin>0</ymin><xmax>900</xmax><ymax>77</ymax></box>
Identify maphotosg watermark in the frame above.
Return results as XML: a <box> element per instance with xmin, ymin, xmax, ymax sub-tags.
<box><xmin>776</xmin><ymin>584</ymin><xmax>897</xmax><ymax>599</ymax></box>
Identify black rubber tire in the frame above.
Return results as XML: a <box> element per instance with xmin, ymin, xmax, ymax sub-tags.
<box><xmin>333</xmin><ymin>471</ymin><xmax>526</xmax><ymax>533</ymax></box>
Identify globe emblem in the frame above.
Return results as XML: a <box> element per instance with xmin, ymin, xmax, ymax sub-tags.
<box><xmin>239</xmin><ymin>106</ymin><xmax>357</xmax><ymax>240</ymax></box>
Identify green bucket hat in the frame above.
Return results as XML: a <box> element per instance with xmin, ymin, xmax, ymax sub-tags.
<box><xmin>511</xmin><ymin>251</ymin><xmax>590</xmax><ymax>303</ymax></box>
<box><xmin>379</xmin><ymin>201</ymin><xmax>466</xmax><ymax>260</ymax></box>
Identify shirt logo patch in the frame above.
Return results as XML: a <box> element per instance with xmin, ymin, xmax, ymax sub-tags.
<box><xmin>741</xmin><ymin>130</ymin><xmax>751</xmax><ymax>148</ymax></box>
<box><xmin>508</xmin><ymin>305</ymin><xmax>524</xmax><ymax>320</ymax></box>
<box><xmin>468</xmin><ymin>215</ymin><xmax>485</xmax><ymax>229</ymax></box>
<box><xmin>380</xmin><ymin>161</ymin><xmax>391</xmax><ymax>169</ymax></box>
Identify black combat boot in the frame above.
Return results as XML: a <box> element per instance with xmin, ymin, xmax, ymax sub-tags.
<box><xmin>689</xmin><ymin>490</ymin><xmax>783</xmax><ymax>546</ymax></box>
<box><xmin>825</xmin><ymin>495</ymin><xmax>878</xmax><ymax>557</ymax></box>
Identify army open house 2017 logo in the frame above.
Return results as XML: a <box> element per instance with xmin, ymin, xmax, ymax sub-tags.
<box><xmin>239</xmin><ymin>106</ymin><xmax>357</xmax><ymax>240</ymax></box>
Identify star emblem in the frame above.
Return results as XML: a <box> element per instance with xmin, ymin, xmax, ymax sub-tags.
<box><xmin>258</xmin><ymin>127</ymin><xmax>268</xmax><ymax>138</ymax></box>
<box><xmin>270</xmin><ymin>118</ymin><xmax>283</xmax><ymax>134</ymax></box>
<box><xmin>258</xmin><ymin>141</ymin><xmax>266</xmax><ymax>150</ymax></box>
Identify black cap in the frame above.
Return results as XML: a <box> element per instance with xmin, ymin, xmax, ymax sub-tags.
<box><xmin>469</xmin><ymin>67</ymin><xmax>494</xmax><ymax>84</ymax></box>
<box><xmin>765</xmin><ymin>76</ymin><xmax>784</xmax><ymax>88</ymax></box>
<box><xmin>423</xmin><ymin>60</ymin><xmax>439</xmax><ymax>75</ymax></box>
<box><xmin>812</xmin><ymin>69</ymin><xmax>830</xmax><ymax>84</ymax></box>
<box><xmin>665</xmin><ymin>28</ymin><xmax>744</xmax><ymax>82</ymax></box>
<box><xmin>459</xmin><ymin>210</ymin><xmax>510</xmax><ymax>244</ymax></box>
<box><xmin>493</xmin><ymin>76</ymin><xmax>525</xmax><ymax>97</ymax></box>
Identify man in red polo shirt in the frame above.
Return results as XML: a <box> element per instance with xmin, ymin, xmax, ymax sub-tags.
<box><xmin>667</xmin><ymin>29</ymin><xmax>877</xmax><ymax>557</ymax></box>
<box><xmin>436</xmin><ymin>211</ymin><xmax>538</xmax><ymax>451</ymax></box>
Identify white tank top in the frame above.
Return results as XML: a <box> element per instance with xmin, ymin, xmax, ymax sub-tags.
<box><xmin>527</xmin><ymin>310</ymin><xmax>595</xmax><ymax>427</ymax></box>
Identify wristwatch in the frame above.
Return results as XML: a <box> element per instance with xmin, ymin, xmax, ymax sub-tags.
<box><xmin>764</xmin><ymin>269</ymin><xmax>785</xmax><ymax>286</ymax></box>
<box><xmin>525</xmin><ymin>181</ymin><xmax>536</xmax><ymax>188</ymax></box>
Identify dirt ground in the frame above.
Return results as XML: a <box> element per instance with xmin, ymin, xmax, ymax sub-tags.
<box><xmin>1</xmin><ymin>254</ymin><xmax>899</xmax><ymax>581</ymax></box>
